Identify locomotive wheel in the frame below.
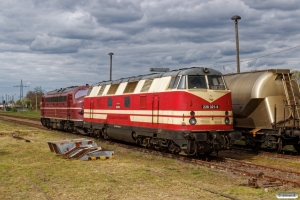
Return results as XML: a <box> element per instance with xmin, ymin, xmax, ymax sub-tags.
<box><xmin>277</xmin><ymin>137</ymin><xmax>283</xmax><ymax>154</ymax></box>
<box><xmin>168</xmin><ymin>142</ymin><xmax>178</xmax><ymax>154</ymax></box>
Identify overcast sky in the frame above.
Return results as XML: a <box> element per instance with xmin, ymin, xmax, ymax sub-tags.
<box><xmin>1</xmin><ymin>0</ymin><xmax>300</xmax><ymax>101</ymax></box>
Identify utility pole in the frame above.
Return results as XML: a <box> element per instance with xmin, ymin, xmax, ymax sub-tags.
<box><xmin>231</xmin><ymin>15</ymin><xmax>241</xmax><ymax>73</ymax></box>
<box><xmin>14</xmin><ymin>79</ymin><xmax>29</xmax><ymax>101</ymax></box>
<box><xmin>108</xmin><ymin>52</ymin><xmax>114</xmax><ymax>81</ymax></box>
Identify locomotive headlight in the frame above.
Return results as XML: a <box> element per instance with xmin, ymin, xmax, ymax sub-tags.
<box><xmin>189</xmin><ymin>117</ymin><xmax>197</xmax><ymax>125</ymax></box>
<box><xmin>225</xmin><ymin>111</ymin><xmax>229</xmax><ymax>116</ymax></box>
<box><xmin>225</xmin><ymin>117</ymin><xmax>230</xmax><ymax>125</ymax></box>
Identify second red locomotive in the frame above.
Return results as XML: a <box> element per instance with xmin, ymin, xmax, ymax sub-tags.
<box><xmin>40</xmin><ymin>85</ymin><xmax>89</xmax><ymax>133</ymax></box>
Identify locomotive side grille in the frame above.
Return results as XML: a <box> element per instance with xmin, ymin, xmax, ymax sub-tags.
<box><xmin>124</xmin><ymin>81</ymin><xmax>138</xmax><ymax>93</ymax></box>
<box><xmin>107</xmin><ymin>84</ymin><xmax>120</xmax><ymax>95</ymax></box>
<box><xmin>141</xmin><ymin>80</ymin><xmax>153</xmax><ymax>92</ymax></box>
<box><xmin>97</xmin><ymin>86</ymin><xmax>106</xmax><ymax>96</ymax></box>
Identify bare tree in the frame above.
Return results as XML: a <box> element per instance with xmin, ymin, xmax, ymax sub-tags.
<box><xmin>25</xmin><ymin>86</ymin><xmax>45</xmax><ymax>110</ymax></box>
<box><xmin>292</xmin><ymin>70</ymin><xmax>300</xmax><ymax>85</ymax></box>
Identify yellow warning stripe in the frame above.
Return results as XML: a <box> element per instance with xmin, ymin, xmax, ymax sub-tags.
<box><xmin>88</xmin><ymin>156</ymin><xmax>114</xmax><ymax>160</ymax></box>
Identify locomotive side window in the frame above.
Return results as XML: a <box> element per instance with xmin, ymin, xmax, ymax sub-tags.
<box><xmin>188</xmin><ymin>75</ymin><xmax>207</xmax><ymax>89</ymax></box>
<box><xmin>124</xmin><ymin>81</ymin><xmax>138</xmax><ymax>93</ymax></box>
<box><xmin>207</xmin><ymin>75</ymin><xmax>225</xmax><ymax>90</ymax></box>
<box><xmin>141</xmin><ymin>79</ymin><xmax>153</xmax><ymax>92</ymax></box>
<box><xmin>177</xmin><ymin>75</ymin><xmax>186</xmax><ymax>89</ymax></box>
<box><xmin>140</xmin><ymin>96</ymin><xmax>146</xmax><ymax>109</ymax></box>
<box><xmin>75</xmin><ymin>88</ymin><xmax>89</xmax><ymax>99</ymax></box>
<box><xmin>124</xmin><ymin>97</ymin><xmax>130</xmax><ymax>108</ymax></box>
<box><xmin>108</xmin><ymin>98</ymin><xmax>112</xmax><ymax>108</ymax></box>
<box><xmin>168</xmin><ymin>76</ymin><xmax>181</xmax><ymax>89</ymax></box>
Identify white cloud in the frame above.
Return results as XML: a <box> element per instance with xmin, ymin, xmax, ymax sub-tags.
<box><xmin>0</xmin><ymin>0</ymin><xmax>300</xmax><ymax>99</ymax></box>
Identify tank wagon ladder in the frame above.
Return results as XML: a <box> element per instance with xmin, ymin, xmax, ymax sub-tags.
<box><xmin>282</xmin><ymin>73</ymin><xmax>300</xmax><ymax>119</ymax></box>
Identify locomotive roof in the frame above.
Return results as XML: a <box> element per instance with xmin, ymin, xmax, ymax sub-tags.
<box><xmin>93</xmin><ymin>67</ymin><xmax>222</xmax><ymax>86</ymax></box>
<box><xmin>46</xmin><ymin>85</ymin><xmax>87</xmax><ymax>95</ymax></box>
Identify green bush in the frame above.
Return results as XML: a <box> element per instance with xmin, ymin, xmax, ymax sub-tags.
<box><xmin>11</xmin><ymin>107</ymin><xmax>18</xmax><ymax>112</ymax></box>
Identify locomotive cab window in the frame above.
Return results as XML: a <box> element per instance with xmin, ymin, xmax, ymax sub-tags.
<box><xmin>168</xmin><ymin>76</ymin><xmax>181</xmax><ymax>89</ymax></box>
<box><xmin>207</xmin><ymin>75</ymin><xmax>225</xmax><ymax>90</ymax></box>
<box><xmin>188</xmin><ymin>75</ymin><xmax>207</xmax><ymax>89</ymax></box>
<box><xmin>75</xmin><ymin>88</ymin><xmax>89</xmax><ymax>99</ymax></box>
<box><xmin>177</xmin><ymin>75</ymin><xmax>186</xmax><ymax>89</ymax></box>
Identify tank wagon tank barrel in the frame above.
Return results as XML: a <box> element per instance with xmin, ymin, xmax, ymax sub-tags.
<box><xmin>224</xmin><ymin>69</ymin><xmax>300</xmax><ymax>153</ymax></box>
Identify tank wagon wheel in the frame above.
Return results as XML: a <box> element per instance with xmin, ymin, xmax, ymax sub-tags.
<box><xmin>245</xmin><ymin>137</ymin><xmax>261</xmax><ymax>151</ymax></box>
<box><xmin>293</xmin><ymin>144</ymin><xmax>300</xmax><ymax>153</ymax></box>
<box><xmin>251</xmin><ymin>143</ymin><xmax>262</xmax><ymax>151</ymax></box>
<box><xmin>277</xmin><ymin>137</ymin><xmax>283</xmax><ymax>154</ymax></box>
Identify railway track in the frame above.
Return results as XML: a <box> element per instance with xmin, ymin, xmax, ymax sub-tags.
<box><xmin>231</xmin><ymin>145</ymin><xmax>300</xmax><ymax>161</ymax></box>
<box><xmin>1</xmin><ymin>114</ymin><xmax>300</xmax><ymax>188</ymax></box>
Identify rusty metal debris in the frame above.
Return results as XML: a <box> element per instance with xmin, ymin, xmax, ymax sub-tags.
<box><xmin>47</xmin><ymin>138</ymin><xmax>97</xmax><ymax>154</ymax></box>
<box><xmin>11</xmin><ymin>132</ymin><xmax>30</xmax><ymax>142</ymax></box>
<box><xmin>47</xmin><ymin>138</ymin><xmax>114</xmax><ymax>161</ymax></box>
<box><xmin>248</xmin><ymin>172</ymin><xmax>283</xmax><ymax>188</ymax></box>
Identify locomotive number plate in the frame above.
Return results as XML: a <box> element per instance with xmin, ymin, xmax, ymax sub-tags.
<box><xmin>202</xmin><ymin>105</ymin><xmax>219</xmax><ymax>109</ymax></box>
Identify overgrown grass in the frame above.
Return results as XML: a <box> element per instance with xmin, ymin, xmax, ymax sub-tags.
<box><xmin>0</xmin><ymin>110</ymin><xmax>40</xmax><ymax>118</ymax></box>
<box><xmin>0</xmin><ymin>121</ymin><xmax>299</xmax><ymax>200</ymax></box>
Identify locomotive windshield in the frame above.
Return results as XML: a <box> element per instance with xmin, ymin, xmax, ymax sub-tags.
<box><xmin>207</xmin><ymin>75</ymin><xmax>225</xmax><ymax>90</ymax></box>
<box><xmin>188</xmin><ymin>75</ymin><xmax>206</xmax><ymax>89</ymax></box>
<box><xmin>75</xmin><ymin>88</ymin><xmax>89</xmax><ymax>99</ymax></box>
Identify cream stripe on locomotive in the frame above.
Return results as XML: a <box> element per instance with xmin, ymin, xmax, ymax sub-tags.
<box><xmin>84</xmin><ymin>109</ymin><xmax>232</xmax><ymax>116</ymax></box>
<box><xmin>43</xmin><ymin>107</ymin><xmax>82</xmax><ymax>110</ymax></box>
<box><xmin>45</xmin><ymin>117</ymin><xmax>83</xmax><ymax>121</ymax></box>
<box><xmin>130</xmin><ymin>116</ymin><xmax>233</xmax><ymax>125</ymax></box>
<box><xmin>84</xmin><ymin>109</ymin><xmax>232</xmax><ymax>125</ymax></box>
<box><xmin>84</xmin><ymin>113</ymin><xmax>232</xmax><ymax>125</ymax></box>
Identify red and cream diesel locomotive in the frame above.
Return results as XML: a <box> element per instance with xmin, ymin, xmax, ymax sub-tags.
<box><xmin>82</xmin><ymin>67</ymin><xmax>241</xmax><ymax>155</ymax></box>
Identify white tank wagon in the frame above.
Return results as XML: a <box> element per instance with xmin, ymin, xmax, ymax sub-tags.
<box><xmin>224</xmin><ymin>69</ymin><xmax>300</xmax><ymax>153</ymax></box>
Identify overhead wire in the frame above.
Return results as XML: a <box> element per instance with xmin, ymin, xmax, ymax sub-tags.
<box><xmin>214</xmin><ymin>44</ymin><xmax>300</xmax><ymax>70</ymax></box>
